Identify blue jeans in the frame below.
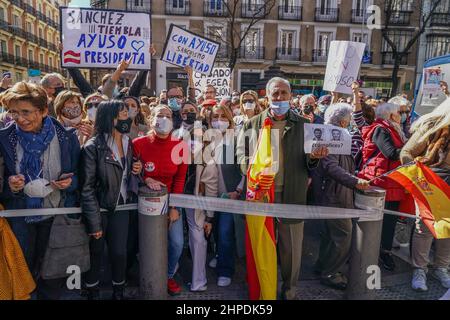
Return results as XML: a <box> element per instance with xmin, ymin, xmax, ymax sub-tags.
<box><xmin>215</xmin><ymin>212</ymin><xmax>235</xmax><ymax>278</ymax></box>
<box><xmin>168</xmin><ymin>209</ymin><xmax>184</xmax><ymax>279</ymax></box>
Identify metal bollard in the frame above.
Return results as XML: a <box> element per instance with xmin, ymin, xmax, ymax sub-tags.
<box><xmin>138</xmin><ymin>185</ymin><xmax>168</xmax><ymax>300</ymax></box>
<box><xmin>346</xmin><ymin>187</ymin><xmax>386</xmax><ymax>300</ymax></box>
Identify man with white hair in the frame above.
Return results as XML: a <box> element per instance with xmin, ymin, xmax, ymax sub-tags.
<box><xmin>40</xmin><ymin>73</ymin><xmax>65</xmax><ymax>117</ymax></box>
<box><xmin>237</xmin><ymin>77</ymin><xmax>328</xmax><ymax>300</ymax></box>
<box><xmin>299</xmin><ymin>94</ymin><xmax>324</xmax><ymax>124</ymax></box>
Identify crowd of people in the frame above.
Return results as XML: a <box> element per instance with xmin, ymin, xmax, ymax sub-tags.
<box><xmin>0</xmin><ymin>57</ymin><xmax>449</xmax><ymax>300</ymax></box>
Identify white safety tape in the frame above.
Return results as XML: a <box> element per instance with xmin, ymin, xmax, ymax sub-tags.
<box><xmin>0</xmin><ymin>194</ymin><xmax>386</xmax><ymax>222</ymax></box>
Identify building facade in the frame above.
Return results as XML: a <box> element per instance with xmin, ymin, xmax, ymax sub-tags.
<box><xmin>415</xmin><ymin>0</ymin><xmax>450</xmax><ymax>85</ymax></box>
<box><xmin>0</xmin><ymin>0</ymin><xmax>79</xmax><ymax>83</ymax></box>
<box><xmin>89</xmin><ymin>0</ymin><xmax>424</xmax><ymax>98</ymax></box>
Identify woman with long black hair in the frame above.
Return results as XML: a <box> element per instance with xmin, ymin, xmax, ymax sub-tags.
<box><xmin>80</xmin><ymin>100</ymin><xmax>142</xmax><ymax>300</ymax></box>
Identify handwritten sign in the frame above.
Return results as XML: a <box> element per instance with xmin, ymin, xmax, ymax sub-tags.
<box><xmin>193</xmin><ymin>68</ymin><xmax>231</xmax><ymax>99</ymax></box>
<box><xmin>304</xmin><ymin>123</ymin><xmax>351</xmax><ymax>155</ymax></box>
<box><xmin>323</xmin><ymin>41</ymin><xmax>366</xmax><ymax>95</ymax></box>
<box><xmin>161</xmin><ymin>24</ymin><xmax>220</xmax><ymax>76</ymax></box>
<box><xmin>60</xmin><ymin>7</ymin><xmax>151</xmax><ymax>69</ymax></box>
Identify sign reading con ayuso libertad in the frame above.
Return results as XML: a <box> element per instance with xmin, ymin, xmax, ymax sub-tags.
<box><xmin>60</xmin><ymin>7</ymin><xmax>151</xmax><ymax>69</ymax></box>
<box><xmin>161</xmin><ymin>24</ymin><xmax>220</xmax><ymax>76</ymax></box>
<box><xmin>304</xmin><ymin>123</ymin><xmax>352</xmax><ymax>155</ymax></box>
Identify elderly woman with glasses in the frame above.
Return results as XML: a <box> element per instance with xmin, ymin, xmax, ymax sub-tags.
<box><xmin>310</xmin><ymin>103</ymin><xmax>369</xmax><ymax>291</ymax></box>
<box><xmin>358</xmin><ymin>102</ymin><xmax>409</xmax><ymax>272</ymax></box>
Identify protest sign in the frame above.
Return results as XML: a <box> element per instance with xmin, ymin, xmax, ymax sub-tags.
<box><xmin>161</xmin><ymin>24</ymin><xmax>220</xmax><ymax>76</ymax></box>
<box><xmin>423</xmin><ymin>67</ymin><xmax>443</xmax><ymax>96</ymax></box>
<box><xmin>323</xmin><ymin>41</ymin><xmax>366</xmax><ymax>95</ymax></box>
<box><xmin>193</xmin><ymin>68</ymin><xmax>231</xmax><ymax>99</ymax></box>
<box><xmin>304</xmin><ymin>123</ymin><xmax>351</xmax><ymax>155</ymax></box>
<box><xmin>60</xmin><ymin>7</ymin><xmax>151</xmax><ymax>69</ymax></box>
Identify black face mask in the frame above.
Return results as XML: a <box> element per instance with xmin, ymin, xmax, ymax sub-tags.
<box><xmin>115</xmin><ymin>118</ymin><xmax>132</xmax><ymax>134</ymax></box>
<box><xmin>54</xmin><ymin>86</ymin><xmax>65</xmax><ymax>97</ymax></box>
<box><xmin>183</xmin><ymin>112</ymin><xmax>197</xmax><ymax>125</ymax></box>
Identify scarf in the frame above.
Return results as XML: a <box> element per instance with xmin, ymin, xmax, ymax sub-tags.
<box><xmin>16</xmin><ymin>117</ymin><xmax>56</xmax><ymax>221</ymax></box>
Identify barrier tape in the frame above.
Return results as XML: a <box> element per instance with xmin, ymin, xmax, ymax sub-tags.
<box><xmin>0</xmin><ymin>194</ymin><xmax>392</xmax><ymax>222</ymax></box>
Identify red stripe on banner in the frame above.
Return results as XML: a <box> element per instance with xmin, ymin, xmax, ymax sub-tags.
<box><xmin>63</xmin><ymin>58</ymin><xmax>81</xmax><ymax>64</ymax></box>
<box><xmin>264</xmin><ymin>217</ymin><xmax>276</xmax><ymax>243</ymax></box>
<box><xmin>64</xmin><ymin>50</ymin><xmax>81</xmax><ymax>57</ymax></box>
<box><xmin>245</xmin><ymin>221</ymin><xmax>260</xmax><ymax>300</ymax></box>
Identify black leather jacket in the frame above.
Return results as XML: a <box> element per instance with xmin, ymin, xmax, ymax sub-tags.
<box><xmin>80</xmin><ymin>134</ymin><xmax>134</xmax><ymax>233</ymax></box>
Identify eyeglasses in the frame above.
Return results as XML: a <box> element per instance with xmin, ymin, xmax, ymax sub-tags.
<box><xmin>8</xmin><ymin>109</ymin><xmax>40</xmax><ymax>120</ymax></box>
<box><xmin>242</xmin><ymin>99</ymin><xmax>255</xmax><ymax>104</ymax></box>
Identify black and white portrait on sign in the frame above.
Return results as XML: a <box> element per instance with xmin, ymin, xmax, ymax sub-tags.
<box><xmin>331</xmin><ymin>129</ymin><xmax>342</xmax><ymax>141</ymax></box>
<box><xmin>313</xmin><ymin>128</ymin><xmax>324</xmax><ymax>141</ymax></box>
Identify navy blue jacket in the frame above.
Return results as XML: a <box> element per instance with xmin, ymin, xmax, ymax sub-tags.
<box><xmin>0</xmin><ymin>117</ymin><xmax>80</xmax><ymax>210</ymax></box>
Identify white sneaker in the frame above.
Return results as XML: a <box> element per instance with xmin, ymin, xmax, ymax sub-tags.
<box><xmin>412</xmin><ymin>269</ymin><xmax>428</xmax><ymax>292</ymax></box>
<box><xmin>190</xmin><ymin>285</ymin><xmax>207</xmax><ymax>292</ymax></box>
<box><xmin>208</xmin><ymin>257</ymin><xmax>217</xmax><ymax>268</ymax></box>
<box><xmin>431</xmin><ymin>268</ymin><xmax>450</xmax><ymax>289</ymax></box>
<box><xmin>217</xmin><ymin>277</ymin><xmax>231</xmax><ymax>287</ymax></box>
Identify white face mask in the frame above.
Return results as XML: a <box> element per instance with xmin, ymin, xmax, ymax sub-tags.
<box><xmin>87</xmin><ymin>108</ymin><xmax>97</xmax><ymax>122</ymax></box>
<box><xmin>212</xmin><ymin>120</ymin><xmax>229</xmax><ymax>132</ymax></box>
<box><xmin>153</xmin><ymin>117</ymin><xmax>173</xmax><ymax>135</ymax></box>
<box><xmin>128</xmin><ymin>107</ymin><xmax>138</xmax><ymax>119</ymax></box>
<box><xmin>24</xmin><ymin>178</ymin><xmax>53</xmax><ymax>198</ymax></box>
<box><xmin>61</xmin><ymin>115</ymin><xmax>82</xmax><ymax>128</ymax></box>
<box><xmin>243</xmin><ymin>102</ymin><xmax>256</xmax><ymax>111</ymax></box>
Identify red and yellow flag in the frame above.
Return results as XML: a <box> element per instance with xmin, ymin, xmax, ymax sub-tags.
<box><xmin>245</xmin><ymin>118</ymin><xmax>277</xmax><ymax>300</ymax></box>
<box><xmin>387</xmin><ymin>162</ymin><xmax>450</xmax><ymax>239</ymax></box>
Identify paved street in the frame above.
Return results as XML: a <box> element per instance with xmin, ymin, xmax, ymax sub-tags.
<box><xmin>60</xmin><ymin>220</ymin><xmax>449</xmax><ymax>300</ymax></box>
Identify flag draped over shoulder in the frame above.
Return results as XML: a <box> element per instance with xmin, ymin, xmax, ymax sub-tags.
<box><xmin>245</xmin><ymin>118</ymin><xmax>277</xmax><ymax>300</ymax></box>
<box><xmin>386</xmin><ymin>162</ymin><xmax>450</xmax><ymax>239</ymax></box>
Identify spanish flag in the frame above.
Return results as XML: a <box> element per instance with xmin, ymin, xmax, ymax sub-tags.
<box><xmin>387</xmin><ymin>162</ymin><xmax>450</xmax><ymax>239</ymax></box>
<box><xmin>245</xmin><ymin>118</ymin><xmax>277</xmax><ymax>300</ymax></box>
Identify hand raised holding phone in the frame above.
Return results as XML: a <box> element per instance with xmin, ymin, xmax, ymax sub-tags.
<box><xmin>51</xmin><ymin>173</ymin><xmax>74</xmax><ymax>190</ymax></box>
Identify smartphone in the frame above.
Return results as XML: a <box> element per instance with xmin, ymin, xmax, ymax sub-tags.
<box><xmin>56</xmin><ymin>172</ymin><xmax>74</xmax><ymax>181</ymax></box>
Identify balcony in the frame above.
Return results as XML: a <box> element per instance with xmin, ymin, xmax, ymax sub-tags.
<box><xmin>241</xmin><ymin>3</ymin><xmax>268</xmax><ymax>18</ymax></box>
<box><xmin>351</xmin><ymin>9</ymin><xmax>371</xmax><ymax>24</ymax></box>
<box><xmin>165</xmin><ymin>1</ymin><xmax>191</xmax><ymax>15</ymax></box>
<box><xmin>10</xmin><ymin>0</ymin><xmax>25</xmax><ymax>9</ymax></box>
<box><xmin>0</xmin><ymin>18</ymin><xmax>11</xmax><ymax>31</ymax></box>
<box><xmin>15</xmin><ymin>56</ymin><xmax>28</xmax><ymax>66</ymax></box>
<box><xmin>430</xmin><ymin>13</ymin><xmax>450</xmax><ymax>27</ymax></box>
<box><xmin>38</xmin><ymin>38</ymin><xmax>48</xmax><ymax>47</ymax></box>
<box><xmin>36</xmin><ymin>11</ymin><xmax>46</xmax><ymax>22</ymax></box>
<box><xmin>204</xmin><ymin>1</ymin><xmax>226</xmax><ymax>17</ymax></box>
<box><xmin>48</xmin><ymin>43</ymin><xmax>58</xmax><ymax>52</ymax></box>
<box><xmin>239</xmin><ymin>46</ymin><xmax>265</xmax><ymax>60</ymax></box>
<box><xmin>381</xmin><ymin>52</ymin><xmax>408</xmax><ymax>65</ymax></box>
<box><xmin>0</xmin><ymin>53</ymin><xmax>15</xmax><ymax>64</ymax></box>
<box><xmin>26</xmin><ymin>32</ymin><xmax>39</xmax><ymax>44</ymax></box>
<box><xmin>278</xmin><ymin>5</ymin><xmax>302</xmax><ymax>20</ymax></box>
<box><xmin>10</xmin><ymin>26</ymin><xmax>27</xmax><ymax>39</ymax></box>
<box><xmin>312</xmin><ymin>49</ymin><xmax>329</xmax><ymax>63</ymax></box>
<box><xmin>315</xmin><ymin>7</ymin><xmax>339</xmax><ymax>22</ymax></box>
<box><xmin>24</xmin><ymin>3</ymin><xmax>36</xmax><ymax>15</ymax></box>
<box><xmin>28</xmin><ymin>60</ymin><xmax>40</xmax><ymax>70</ymax></box>
<box><xmin>216</xmin><ymin>45</ymin><xmax>228</xmax><ymax>59</ymax></box>
<box><xmin>126</xmin><ymin>0</ymin><xmax>151</xmax><ymax>13</ymax></box>
<box><xmin>276</xmin><ymin>47</ymin><xmax>301</xmax><ymax>61</ymax></box>
<box><xmin>388</xmin><ymin>11</ymin><xmax>412</xmax><ymax>25</ymax></box>
<box><xmin>91</xmin><ymin>0</ymin><xmax>107</xmax><ymax>9</ymax></box>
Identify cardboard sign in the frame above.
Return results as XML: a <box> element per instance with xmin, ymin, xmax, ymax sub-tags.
<box><xmin>161</xmin><ymin>24</ymin><xmax>220</xmax><ymax>76</ymax></box>
<box><xmin>193</xmin><ymin>68</ymin><xmax>231</xmax><ymax>99</ymax></box>
<box><xmin>323</xmin><ymin>41</ymin><xmax>366</xmax><ymax>95</ymax></box>
<box><xmin>60</xmin><ymin>7</ymin><xmax>151</xmax><ymax>69</ymax></box>
<box><xmin>304</xmin><ymin>123</ymin><xmax>352</xmax><ymax>155</ymax></box>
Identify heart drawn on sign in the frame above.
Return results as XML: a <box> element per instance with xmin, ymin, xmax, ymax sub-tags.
<box><xmin>131</xmin><ymin>40</ymin><xmax>145</xmax><ymax>53</ymax></box>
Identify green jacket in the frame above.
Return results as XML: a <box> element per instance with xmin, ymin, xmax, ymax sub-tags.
<box><xmin>237</xmin><ymin>109</ymin><xmax>319</xmax><ymax>223</ymax></box>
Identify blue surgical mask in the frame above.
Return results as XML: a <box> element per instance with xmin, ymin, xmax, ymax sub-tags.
<box><xmin>270</xmin><ymin>101</ymin><xmax>290</xmax><ymax>116</ymax></box>
<box><xmin>168</xmin><ymin>98</ymin><xmax>181</xmax><ymax>112</ymax></box>
<box><xmin>401</xmin><ymin>113</ymin><xmax>407</xmax><ymax>124</ymax></box>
